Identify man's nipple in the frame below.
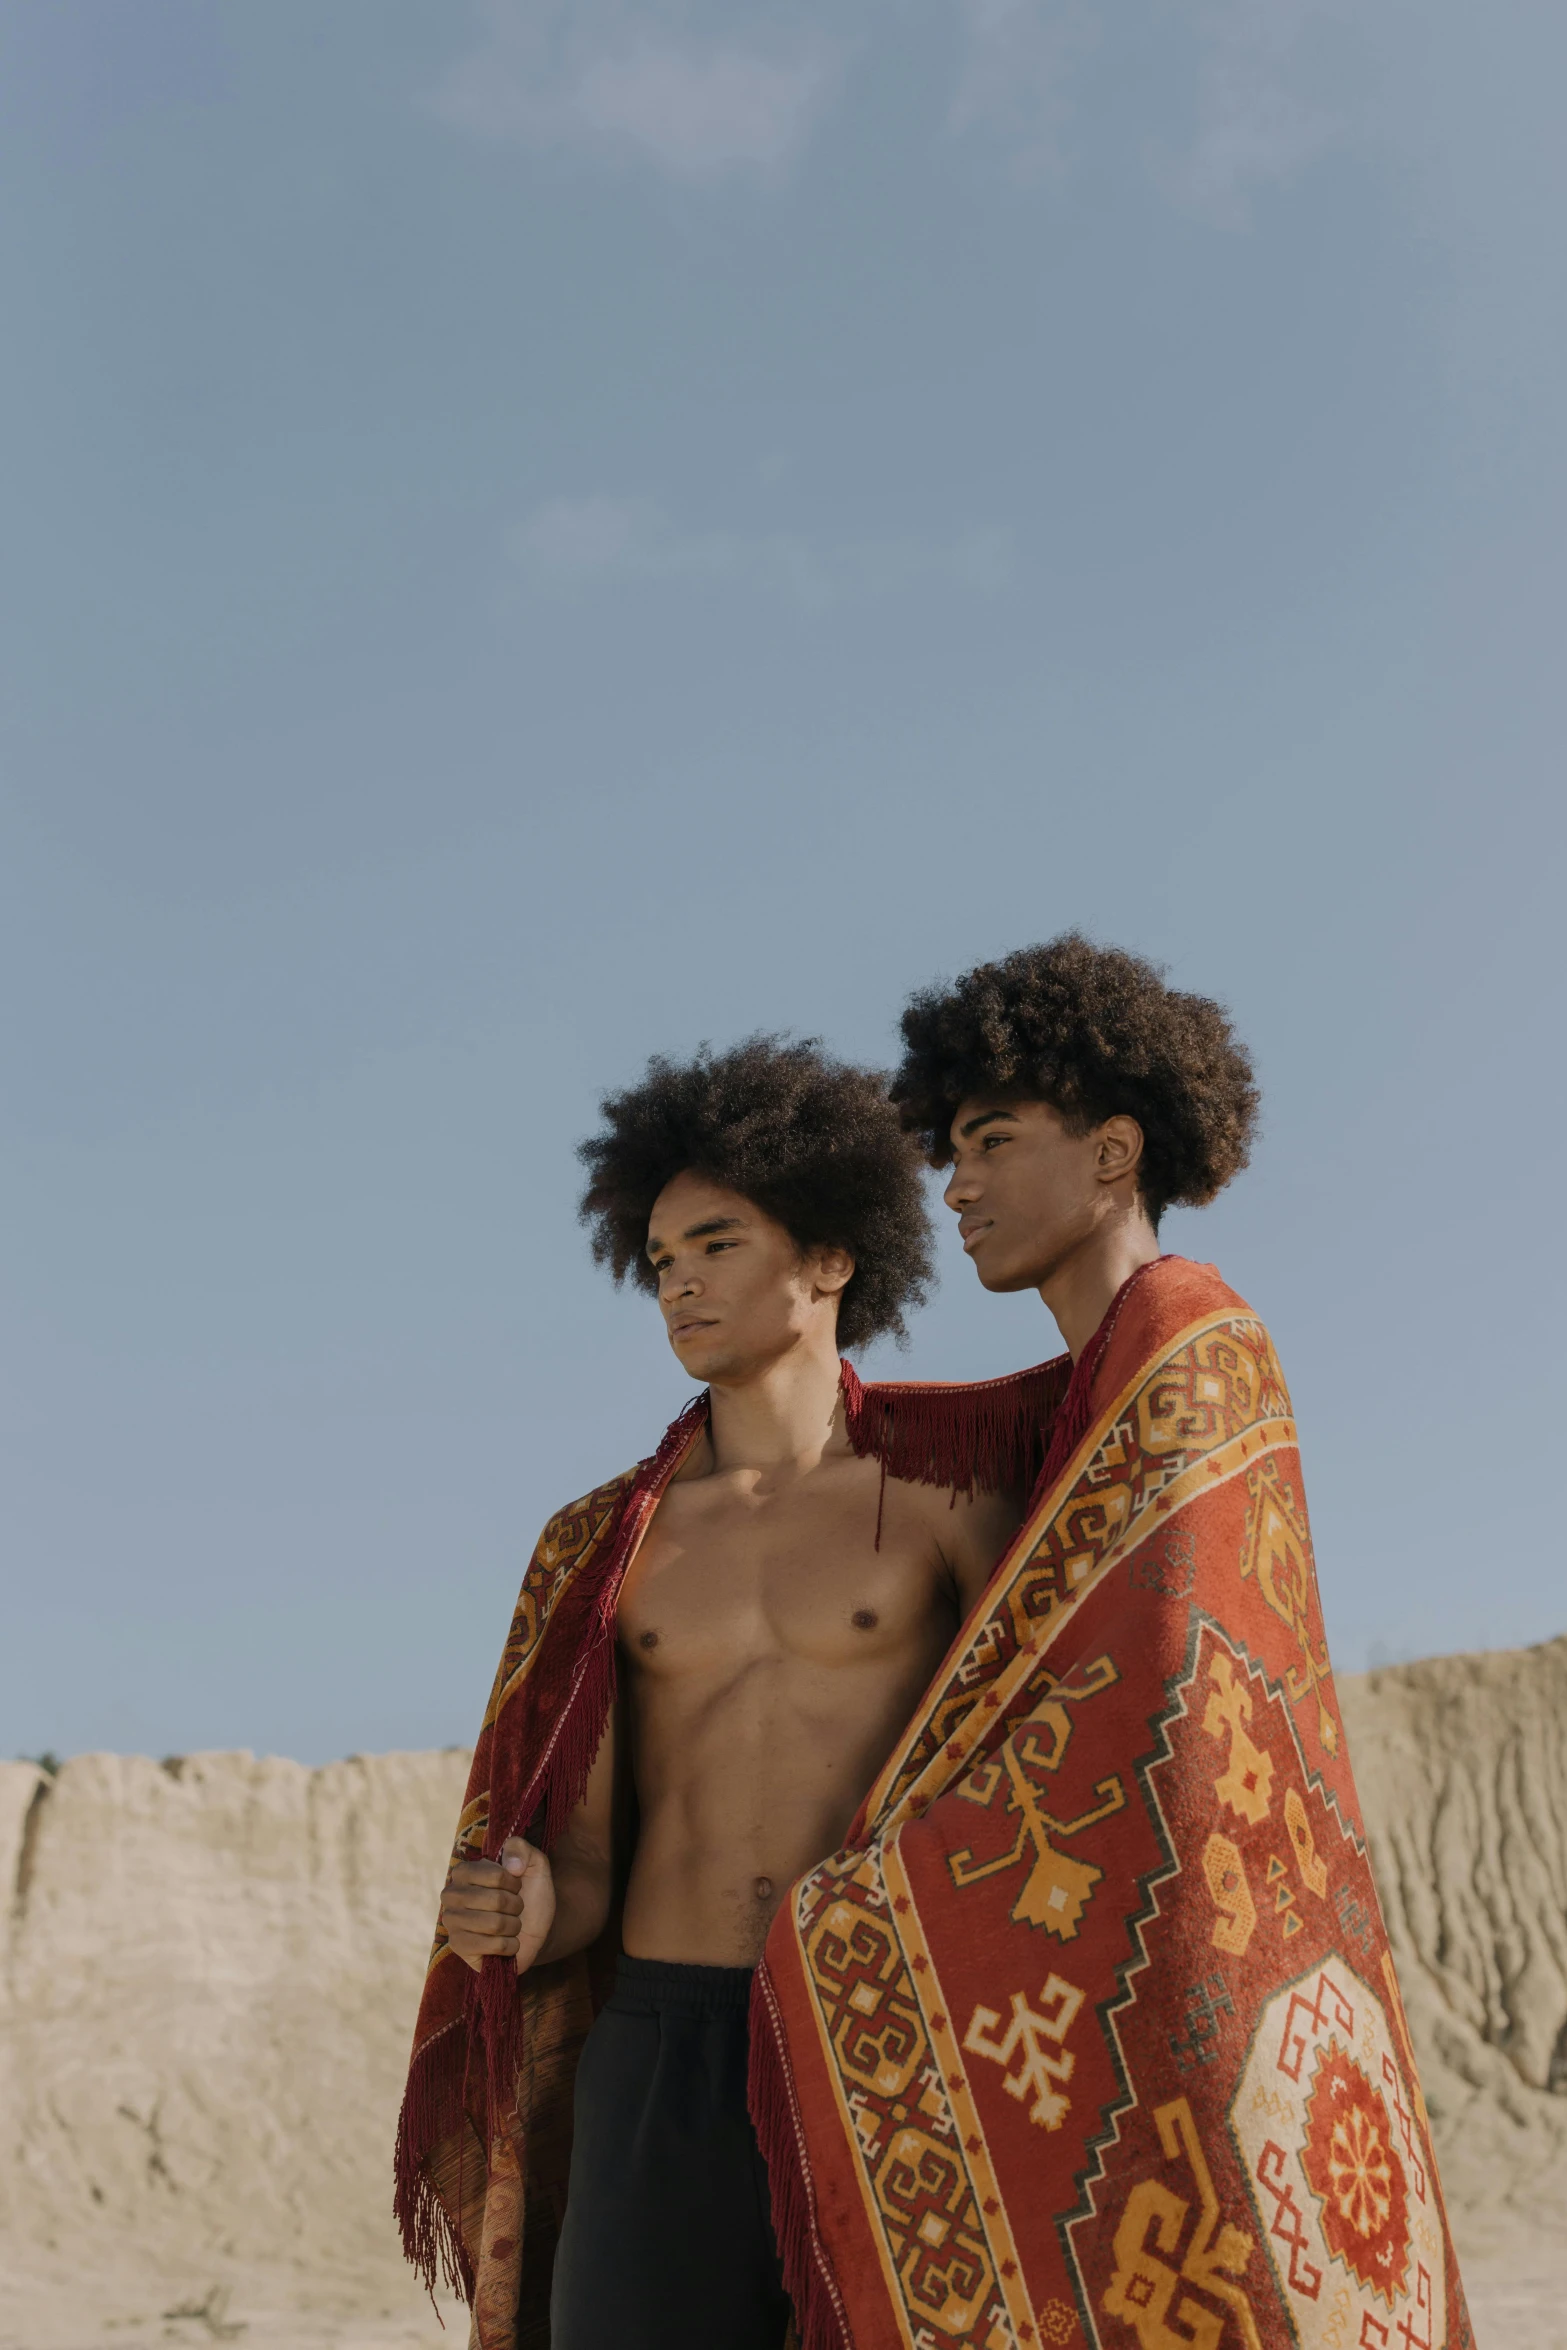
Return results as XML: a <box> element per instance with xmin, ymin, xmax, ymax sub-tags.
<box><xmin>638</xmin><ymin>1629</ymin><xmax>659</xmax><ymax>1650</ymax></box>
<box><xmin>851</xmin><ymin>1608</ymin><xmax>878</xmax><ymax>1630</ymax></box>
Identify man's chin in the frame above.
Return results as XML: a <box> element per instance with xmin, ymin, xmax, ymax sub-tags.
<box><xmin>970</xmin><ymin>1248</ymin><xmax>1046</xmax><ymax>1295</ymax></box>
<box><xmin>668</xmin><ymin>1333</ymin><xmax>737</xmax><ymax>1382</ymax></box>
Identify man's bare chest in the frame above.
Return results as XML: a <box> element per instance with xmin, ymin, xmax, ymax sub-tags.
<box><xmin>618</xmin><ymin>1476</ymin><xmax>950</xmax><ymax>1676</ymax></box>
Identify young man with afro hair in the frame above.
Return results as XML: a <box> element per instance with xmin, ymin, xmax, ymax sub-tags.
<box><xmin>726</xmin><ymin>933</ymin><xmax>1463</xmax><ymax>2350</ymax></box>
<box><xmin>892</xmin><ymin>931</ymin><xmax>1260</xmax><ymax>1357</ymax></box>
<box><xmin>397</xmin><ymin>1037</ymin><xmax>1039</xmax><ymax>2350</ymax></box>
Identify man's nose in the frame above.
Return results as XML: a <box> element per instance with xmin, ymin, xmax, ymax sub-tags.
<box><xmin>943</xmin><ymin>1164</ymin><xmax>978</xmax><ymax>1212</ymax></box>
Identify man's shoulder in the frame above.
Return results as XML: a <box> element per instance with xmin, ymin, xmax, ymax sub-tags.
<box><xmin>534</xmin><ymin>1464</ymin><xmax>641</xmax><ymax>1561</ymax></box>
<box><xmin>533</xmin><ymin>1396</ymin><xmax>704</xmax><ymax>1546</ymax></box>
<box><xmin>1106</xmin><ymin>1256</ymin><xmax>1262</xmax><ymax>1364</ymax></box>
<box><xmin>1086</xmin><ymin>1256</ymin><xmax>1279</xmax><ymax>1428</ymax></box>
<box><xmin>528</xmin><ymin>1396</ymin><xmax>708</xmax><ymax>1571</ymax></box>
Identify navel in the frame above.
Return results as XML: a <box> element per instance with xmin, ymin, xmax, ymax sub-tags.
<box><xmin>753</xmin><ymin>1876</ymin><xmax>774</xmax><ymax>1901</ymax></box>
<box><xmin>851</xmin><ymin>1607</ymin><xmax>878</xmax><ymax>1631</ymax></box>
<box><xmin>638</xmin><ymin>1629</ymin><xmax>659</xmax><ymax>1650</ymax></box>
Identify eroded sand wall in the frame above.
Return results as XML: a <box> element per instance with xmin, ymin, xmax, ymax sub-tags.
<box><xmin>2</xmin><ymin>1637</ymin><xmax>1564</xmax><ymax>2333</ymax></box>
<box><xmin>1338</xmin><ymin>1634</ymin><xmax>1567</xmax><ymax>2250</ymax></box>
<box><xmin>0</xmin><ymin>1746</ymin><xmax>470</xmax><ymax>2327</ymax></box>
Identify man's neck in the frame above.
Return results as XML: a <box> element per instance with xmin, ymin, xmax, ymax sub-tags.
<box><xmin>705</xmin><ymin>1335</ymin><xmax>846</xmax><ymax>1475</ymax></box>
<box><xmin>1040</xmin><ymin>1215</ymin><xmax>1163</xmax><ymax>1361</ymax></box>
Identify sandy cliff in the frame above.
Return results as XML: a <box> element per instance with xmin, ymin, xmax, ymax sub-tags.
<box><xmin>3</xmin><ymin>1637</ymin><xmax>1564</xmax><ymax>2348</ymax></box>
<box><xmin>1338</xmin><ymin>1637</ymin><xmax>1567</xmax><ymax>2257</ymax></box>
<box><xmin>0</xmin><ymin>1747</ymin><xmax>470</xmax><ymax>2346</ymax></box>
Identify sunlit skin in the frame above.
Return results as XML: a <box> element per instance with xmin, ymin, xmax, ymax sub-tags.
<box><xmin>439</xmin><ymin>1171</ymin><xmax>1022</xmax><ymax>1972</ymax></box>
<box><xmin>942</xmin><ymin>1098</ymin><xmax>1162</xmax><ymax>1361</ymax></box>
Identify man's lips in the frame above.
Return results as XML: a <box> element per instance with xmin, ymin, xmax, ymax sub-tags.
<box><xmin>668</xmin><ymin>1315</ymin><xmax>717</xmax><ymax>1341</ymax></box>
<box><xmin>958</xmin><ymin>1219</ymin><xmax>992</xmax><ymax>1254</ymax></box>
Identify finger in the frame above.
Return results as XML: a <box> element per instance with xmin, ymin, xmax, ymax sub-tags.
<box><xmin>448</xmin><ymin>1931</ymin><xmax>519</xmax><ymax>1960</ymax></box>
<box><xmin>442</xmin><ymin>1885</ymin><xmax>522</xmax><ymax>1916</ymax></box>
<box><xmin>499</xmin><ymin>1836</ymin><xmax>537</xmax><ymax>1878</ymax></box>
<box><xmin>445</xmin><ymin>1913</ymin><xmax>522</xmax><ymax>1941</ymax></box>
<box><xmin>448</xmin><ymin>1859</ymin><xmax>507</xmax><ymax>1888</ymax></box>
<box><xmin>448</xmin><ymin>1908</ymin><xmax>518</xmax><ymax>1934</ymax></box>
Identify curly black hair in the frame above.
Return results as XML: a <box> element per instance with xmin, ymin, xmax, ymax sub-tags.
<box><xmin>891</xmin><ymin>933</ymin><xmax>1259</xmax><ymax>1225</ymax></box>
<box><xmin>577</xmin><ymin>1035</ymin><xmax>935</xmax><ymax>1352</ymax></box>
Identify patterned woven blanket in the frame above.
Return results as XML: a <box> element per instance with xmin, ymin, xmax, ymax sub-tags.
<box><xmin>751</xmin><ymin>1257</ymin><xmax>1471</xmax><ymax>2350</ymax></box>
<box><xmin>394</xmin><ymin>1351</ymin><xmax>1064</xmax><ymax>2347</ymax></box>
<box><xmin>396</xmin><ymin>1256</ymin><xmax>1470</xmax><ymax>2350</ymax></box>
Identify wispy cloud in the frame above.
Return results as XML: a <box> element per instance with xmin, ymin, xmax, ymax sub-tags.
<box><xmin>1165</xmin><ymin>0</ymin><xmax>1348</xmax><ymax>223</ymax></box>
<box><xmin>947</xmin><ymin>0</ymin><xmax>1349</xmax><ymax>219</ymax></box>
<box><xmin>433</xmin><ymin>0</ymin><xmax>841</xmax><ymax>180</ymax></box>
<box><xmin>437</xmin><ymin>0</ymin><xmax>1355</xmax><ymax>215</ymax></box>
<box><xmin>514</xmin><ymin>495</ymin><xmax>1013</xmax><ymax>608</ymax></box>
<box><xmin>948</xmin><ymin>0</ymin><xmax>1094</xmax><ymax>178</ymax></box>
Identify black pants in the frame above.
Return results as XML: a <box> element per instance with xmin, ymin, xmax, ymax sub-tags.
<box><xmin>550</xmin><ymin>1954</ymin><xmax>793</xmax><ymax>2350</ymax></box>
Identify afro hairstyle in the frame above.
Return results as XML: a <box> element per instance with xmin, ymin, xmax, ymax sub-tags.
<box><xmin>891</xmin><ymin>933</ymin><xmax>1259</xmax><ymax>1224</ymax></box>
<box><xmin>577</xmin><ymin>1034</ymin><xmax>934</xmax><ymax>1352</ymax></box>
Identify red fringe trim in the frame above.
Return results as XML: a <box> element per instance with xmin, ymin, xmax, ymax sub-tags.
<box><xmin>842</xmin><ymin>1353</ymin><xmax>1070</xmax><ymax>1518</ymax></box>
<box><xmin>474</xmin><ymin>1400</ymin><xmax>708</xmax><ymax>2197</ymax></box>
<box><xmin>393</xmin><ymin>2010</ymin><xmax>478</xmax><ymax>2303</ymax></box>
<box><xmin>393</xmin><ymin>1398</ymin><xmax>705</xmax><ymax>2301</ymax></box>
<box><xmin>1035</xmin><ymin>1257</ymin><xmax>1169</xmax><ymax>1496</ymax></box>
<box><xmin>510</xmin><ymin>1396</ymin><xmax>707</xmax><ymax>1850</ymax></box>
<box><xmin>749</xmin><ymin>1962</ymin><xmax>851</xmax><ymax>2350</ymax></box>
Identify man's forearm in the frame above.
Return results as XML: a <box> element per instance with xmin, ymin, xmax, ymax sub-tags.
<box><xmin>535</xmin><ymin>1854</ymin><xmax>613</xmax><ymax>1967</ymax></box>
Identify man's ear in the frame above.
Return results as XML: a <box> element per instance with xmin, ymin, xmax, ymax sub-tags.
<box><xmin>1095</xmin><ymin>1115</ymin><xmax>1145</xmax><ymax>1188</ymax></box>
<box><xmin>813</xmin><ymin>1245</ymin><xmax>855</xmax><ymax>1301</ymax></box>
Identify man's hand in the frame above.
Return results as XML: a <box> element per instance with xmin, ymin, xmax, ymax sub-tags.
<box><xmin>439</xmin><ymin>1837</ymin><xmax>558</xmax><ymax>1976</ymax></box>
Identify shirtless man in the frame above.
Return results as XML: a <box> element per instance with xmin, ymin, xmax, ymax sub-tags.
<box><xmin>434</xmin><ymin>1039</ymin><xmax>1021</xmax><ymax>2349</ymax></box>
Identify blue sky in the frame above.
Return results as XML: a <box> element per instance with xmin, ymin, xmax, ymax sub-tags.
<box><xmin>2</xmin><ymin>0</ymin><xmax>1562</xmax><ymax>1764</ymax></box>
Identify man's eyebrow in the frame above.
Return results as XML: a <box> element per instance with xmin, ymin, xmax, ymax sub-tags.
<box><xmin>956</xmin><ymin>1108</ymin><xmax>1021</xmax><ymax>1139</ymax></box>
<box><xmin>645</xmin><ymin>1214</ymin><xmax>746</xmax><ymax>1258</ymax></box>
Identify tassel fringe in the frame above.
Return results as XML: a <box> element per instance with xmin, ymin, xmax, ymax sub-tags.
<box><xmin>394</xmin><ymin>1398</ymin><xmax>705</xmax><ymax>2302</ymax></box>
<box><xmin>508</xmin><ymin>1395</ymin><xmax>706</xmax><ymax>1853</ymax></box>
<box><xmin>1033</xmin><ymin>1258</ymin><xmax>1168</xmax><ymax>1497</ymax></box>
<box><xmin>393</xmin><ymin>2017</ymin><xmax>478</xmax><ymax>2303</ymax></box>
<box><xmin>749</xmin><ymin>1964</ymin><xmax>851</xmax><ymax>2350</ymax></box>
<box><xmin>843</xmin><ymin>1354</ymin><xmax>1070</xmax><ymax>1502</ymax></box>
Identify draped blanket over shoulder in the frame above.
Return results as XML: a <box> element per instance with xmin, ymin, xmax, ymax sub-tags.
<box><xmin>396</xmin><ymin>1259</ymin><xmax>1470</xmax><ymax>2350</ymax></box>
<box><xmin>394</xmin><ymin>1350</ymin><xmax>1066</xmax><ymax>2346</ymax></box>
